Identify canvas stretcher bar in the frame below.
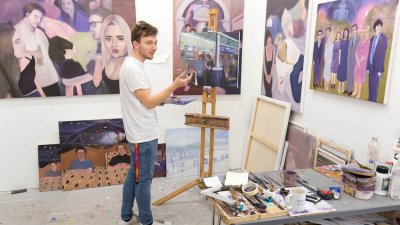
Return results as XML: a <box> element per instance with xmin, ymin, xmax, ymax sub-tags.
<box><xmin>243</xmin><ymin>96</ymin><xmax>291</xmax><ymax>172</ymax></box>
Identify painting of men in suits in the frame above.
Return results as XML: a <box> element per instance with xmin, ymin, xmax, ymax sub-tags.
<box><xmin>310</xmin><ymin>0</ymin><xmax>398</xmax><ymax>104</ymax></box>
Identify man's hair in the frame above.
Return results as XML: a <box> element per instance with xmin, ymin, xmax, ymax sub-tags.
<box><xmin>131</xmin><ymin>20</ymin><xmax>158</xmax><ymax>43</ymax></box>
<box><xmin>317</xmin><ymin>29</ymin><xmax>323</xmax><ymax>34</ymax></box>
<box><xmin>89</xmin><ymin>7</ymin><xmax>111</xmax><ymax>20</ymax></box>
<box><xmin>373</xmin><ymin>19</ymin><xmax>383</xmax><ymax>31</ymax></box>
<box><xmin>75</xmin><ymin>146</ymin><xmax>87</xmax><ymax>154</ymax></box>
<box><xmin>116</xmin><ymin>143</ymin><xmax>126</xmax><ymax>151</ymax></box>
<box><xmin>22</xmin><ymin>3</ymin><xmax>46</xmax><ymax>16</ymax></box>
<box><xmin>351</xmin><ymin>24</ymin><xmax>358</xmax><ymax>30</ymax></box>
<box><xmin>325</xmin><ymin>27</ymin><xmax>331</xmax><ymax>32</ymax></box>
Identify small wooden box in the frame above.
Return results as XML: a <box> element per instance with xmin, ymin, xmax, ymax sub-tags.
<box><xmin>210</xmin><ymin>189</ymin><xmax>288</xmax><ymax>225</ymax></box>
<box><xmin>184</xmin><ymin>113</ymin><xmax>229</xmax><ymax>130</ymax></box>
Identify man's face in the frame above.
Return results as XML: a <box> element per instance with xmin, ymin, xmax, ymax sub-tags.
<box><xmin>351</xmin><ymin>26</ymin><xmax>357</xmax><ymax>36</ymax></box>
<box><xmin>50</xmin><ymin>163</ymin><xmax>57</xmax><ymax>171</ymax></box>
<box><xmin>26</xmin><ymin>9</ymin><xmax>43</xmax><ymax>28</ymax></box>
<box><xmin>375</xmin><ymin>25</ymin><xmax>382</xmax><ymax>34</ymax></box>
<box><xmin>104</xmin><ymin>24</ymin><xmax>128</xmax><ymax>58</ymax></box>
<box><xmin>89</xmin><ymin>14</ymin><xmax>103</xmax><ymax>41</ymax></box>
<box><xmin>135</xmin><ymin>35</ymin><xmax>157</xmax><ymax>60</ymax></box>
<box><xmin>76</xmin><ymin>149</ymin><xmax>86</xmax><ymax>161</ymax></box>
<box><xmin>317</xmin><ymin>32</ymin><xmax>323</xmax><ymax>41</ymax></box>
<box><xmin>117</xmin><ymin>145</ymin><xmax>126</xmax><ymax>156</ymax></box>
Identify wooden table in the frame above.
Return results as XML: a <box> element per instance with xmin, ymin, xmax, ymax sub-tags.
<box><xmin>211</xmin><ymin>168</ymin><xmax>400</xmax><ymax>225</ymax></box>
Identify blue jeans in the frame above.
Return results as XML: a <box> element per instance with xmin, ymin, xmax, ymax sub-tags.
<box><xmin>121</xmin><ymin>139</ymin><xmax>158</xmax><ymax>225</ymax></box>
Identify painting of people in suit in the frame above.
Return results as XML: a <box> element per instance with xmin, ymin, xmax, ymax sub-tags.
<box><xmin>173</xmin><ymin>0</ymin><xmax>244</xmax><ymax>95</ymax></box>
<box><xmin>310</xmin><ymin>0</ymin><xmax>398</xmax><ymax>104</ymax></box>
<box><xmin>0</xmin><ymin>0</ymin><xmax>135</xmax><ymax>99</ymax></box>
<box><xmin>261</xmin><ymin>0</ymin><xmax>309</xmax><ymax>112</ymax></box>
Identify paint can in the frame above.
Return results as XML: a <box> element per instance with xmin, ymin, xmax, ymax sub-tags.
<box><xmin>329</xmin><ymin>185</ymin><xmax>341</xmax><ymax>199</ymax></box>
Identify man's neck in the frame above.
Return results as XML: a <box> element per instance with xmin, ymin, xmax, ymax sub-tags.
<box><xmin>131</xmin><ymin>51</ymin><xmax>145</xmax><ymax>63</ymax></box>
<box><xmin>23</xmin><ymin>19</ymin><xmax>35</xmax><ymax>32</ymax></box>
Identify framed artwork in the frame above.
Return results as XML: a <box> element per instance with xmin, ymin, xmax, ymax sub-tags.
<box><xmin>165</xmin><ymin>127</ymin><xmax>229</xmax><ymax>178</ymax></box>
<box><xmin>0</xmin><ymin>0</ymin><xmax>135</xmax><ymax>99</ymax></box>
<box><xmin>261</xmin><ymin>0</ymin><xmax>310</xmax><ymax>112</ymax></box>
<box><xmin>38</xmin><ymin>144</ymin><xmax>62</xmax><ymax>192</ymax></box>
<box><xmin>310</xmin><ymin>0</ymin><xmax>399</xmax><ymax>104</ymax></box>
<box><xmin>173</xmin><ymin>0</ymin><xmax>244</xmax><ymax>95</ymax></box>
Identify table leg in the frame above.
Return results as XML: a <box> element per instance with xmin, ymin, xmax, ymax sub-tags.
<box><xmin>212</xmin><ymin>205</ymin><xmax>216</xmax><ymax>225</ymax></box>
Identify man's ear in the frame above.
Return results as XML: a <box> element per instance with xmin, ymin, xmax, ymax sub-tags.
<box><xmin>132</xmin><ymin>41</ymin><xmax>139</xmax><ymax>48</ymax></box>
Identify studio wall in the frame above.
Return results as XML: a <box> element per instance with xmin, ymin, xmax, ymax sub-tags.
<box><xmin>0</xmin><ymin>0</ymin><xmax>399</xmax><ymax>192</ymax></box>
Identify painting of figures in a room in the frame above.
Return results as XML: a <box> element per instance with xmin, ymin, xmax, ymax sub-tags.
<box><xmin>173</xmin><ymin>0</ymin><xmax>244</xmax><ymax>95</ymax></box>
<box><xmin>261</xmin><ymin>0</ymin><xmax>309</xmax><ymax>112</ymax></box>
<box><xmin>310</xmin><ymin>0</ymin><xmax>398</xmax><ymax>104</ymax></box>
<box><xmin>38</xmin><ymin>144</ymin><xmax>62</xmax><ymax>192</ymax></box>
<box><xmin>0</xmin><ymin>0</ymin><xmax>135</xmax><ymax>99</ymax></box>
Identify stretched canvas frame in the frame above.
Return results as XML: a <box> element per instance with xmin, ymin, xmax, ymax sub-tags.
<box><xmin>243</xmin><ymin>96</ymin><xmax>291</xmax><ymax>172</ymax></box>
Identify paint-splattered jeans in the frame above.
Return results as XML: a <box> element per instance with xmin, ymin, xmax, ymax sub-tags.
<box><xmin>121</xmin><ymin>139</ymin><xmax>158</xmax><ymax>225</ymax></box>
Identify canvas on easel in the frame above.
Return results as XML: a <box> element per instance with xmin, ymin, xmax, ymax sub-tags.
<box><xmin>243</xmin><ymin>96</ymin><xmax>291</xmax><ymax>172</ymax></box>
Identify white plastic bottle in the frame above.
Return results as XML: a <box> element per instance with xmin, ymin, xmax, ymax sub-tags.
<box><xmin>367</xmin><ymin>137</ymin><xmax>380</xmax><ymax>170</ymax></box>
<box><xmin>389</xmin><ymin>162</ymin><xmax>400</xmax><ymax>201</ymax></box>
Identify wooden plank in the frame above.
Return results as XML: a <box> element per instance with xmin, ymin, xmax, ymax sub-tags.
<box><xmin>184</xmin><ymin>113</ymin><xmax>229</xmax><ymax>130</ymax></box>
<box><xmin>152</xmin><ymin>178</ymin><xmax>202</xmax><ymax>206</ymax></box>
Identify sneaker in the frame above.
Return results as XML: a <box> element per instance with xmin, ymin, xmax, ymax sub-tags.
<box><xmin>119</xmin><ymin>214</ymin><xmax>139</xmax><ymax>225</ymax></box>
<box><xmin>140</xmin><ymin>219</ymin><xmax>173</xmax><ymax>225</ymax></box>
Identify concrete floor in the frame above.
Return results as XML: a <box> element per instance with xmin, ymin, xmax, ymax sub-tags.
<box><xmin>0</xmin><ymin>175</ymin><xmax>215</xmax><ymax>225</ymax></box>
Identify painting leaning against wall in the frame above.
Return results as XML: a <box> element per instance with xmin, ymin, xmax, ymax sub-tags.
<box><xmin>0</xmin><ymin>0</ymin><xmax>135</xmax><ymax>99</ymax></box>
<box><xmin>261</xmin><ymin>0</ymin><xmax>310</xmax><ymax>113</ymax></box>
<box><xmin>310</xmin><ymin>0</ymin><xmax>398</xmax><ymax>104</ymax></box>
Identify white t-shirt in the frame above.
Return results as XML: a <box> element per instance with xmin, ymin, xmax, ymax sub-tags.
<box><xmin>119</xmin><ymin>56</ymin><xmax>159</xmax><ymax>143</ymax></box>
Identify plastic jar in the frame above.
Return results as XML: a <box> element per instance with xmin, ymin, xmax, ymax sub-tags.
<box><xmin>375</xmin><ymin>165</ymin><xmax>389</xmax><ymax>195</ymax></box>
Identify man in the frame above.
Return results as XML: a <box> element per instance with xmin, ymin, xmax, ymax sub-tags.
<box><xmin>44</xmin><ymin>162</ymin><xmax>61</xmax><ymax>177</ymax></box>
<box><xmin>367</xmin><ymin>19</ymin><xmax>387</xmax><ymax>102</ymax></box>
<box><xmin>15</xmin><ymin>3</ymin><xmax>61</xmax><ymax>96</ymax></box>
<box><xmin>107</xmin><ymin>143</ymin><xmax>130</xmax><ymax>171</ymax></box>
<box><xmin>344</xmin><ymin>24</ymin><xmax>360</xmax><ymax>96</ymax></box>
<box><xmin>119</xmin><ymin>21</ymin><xmax>192</xmax><ymax>225</ymax></box>
<box><xmin>69</xmin><ymin>147</ymin><xmax>93</xmax><ymax>172</ymax></box>
<box><xmin>85</xmin><ymin>7</ymin><xmax>111</xmax><ymax>94</ymax></box>
<box><xmin>313</xmin><ymin>30</ymin><xmax>323</xmax><ymax>89</ymax></box>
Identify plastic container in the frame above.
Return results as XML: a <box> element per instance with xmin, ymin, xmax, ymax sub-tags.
<box><xmin>375</xmin><ymin>165</ymin><xmax>389</xmax><ymax>195</ymax></box>
<box><xmin>367</xmin><ymin>137</ymin><xmax>380</xmax><ymax>170</ymax></box>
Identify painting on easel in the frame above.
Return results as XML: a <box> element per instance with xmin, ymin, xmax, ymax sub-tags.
<box><xmin>173</xmin><ymin>0</ymin><xmax>244</xmax><ymax>95</ymax></box>
<box><xmin>261</xmin><ymin>0</ymin><xmax>310</xmax><ymax>112</ymax></box>
<box><xmin>310</xmin><ymin>0</ymin><xmax>399</xmax><ymax>104</ymax></box>
<box><xmin>165</xmin><ymin>127</ymin><xmax>229</xmax><ymax>178</ymax></box>
<box><xmin>38</xmin><ymin>144</ymin><xmax>62</xmax><ymax>192</ymax></box>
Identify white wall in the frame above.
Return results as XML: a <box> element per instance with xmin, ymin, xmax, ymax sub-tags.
<box><xmin>0</xmin><ymin>0</ymin><xmax>399</xmax><ymax>192</ymax></box>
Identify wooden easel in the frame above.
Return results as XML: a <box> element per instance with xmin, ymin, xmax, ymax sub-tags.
<box><xmin>152</xmin><ymin>87</ymin><xmax>229</xmax><ymax>206</ymax></box>
<box><xmin>208</xmin><ymin>9</ymin><xmax>219</xmax><ymax>32</ymax></box>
